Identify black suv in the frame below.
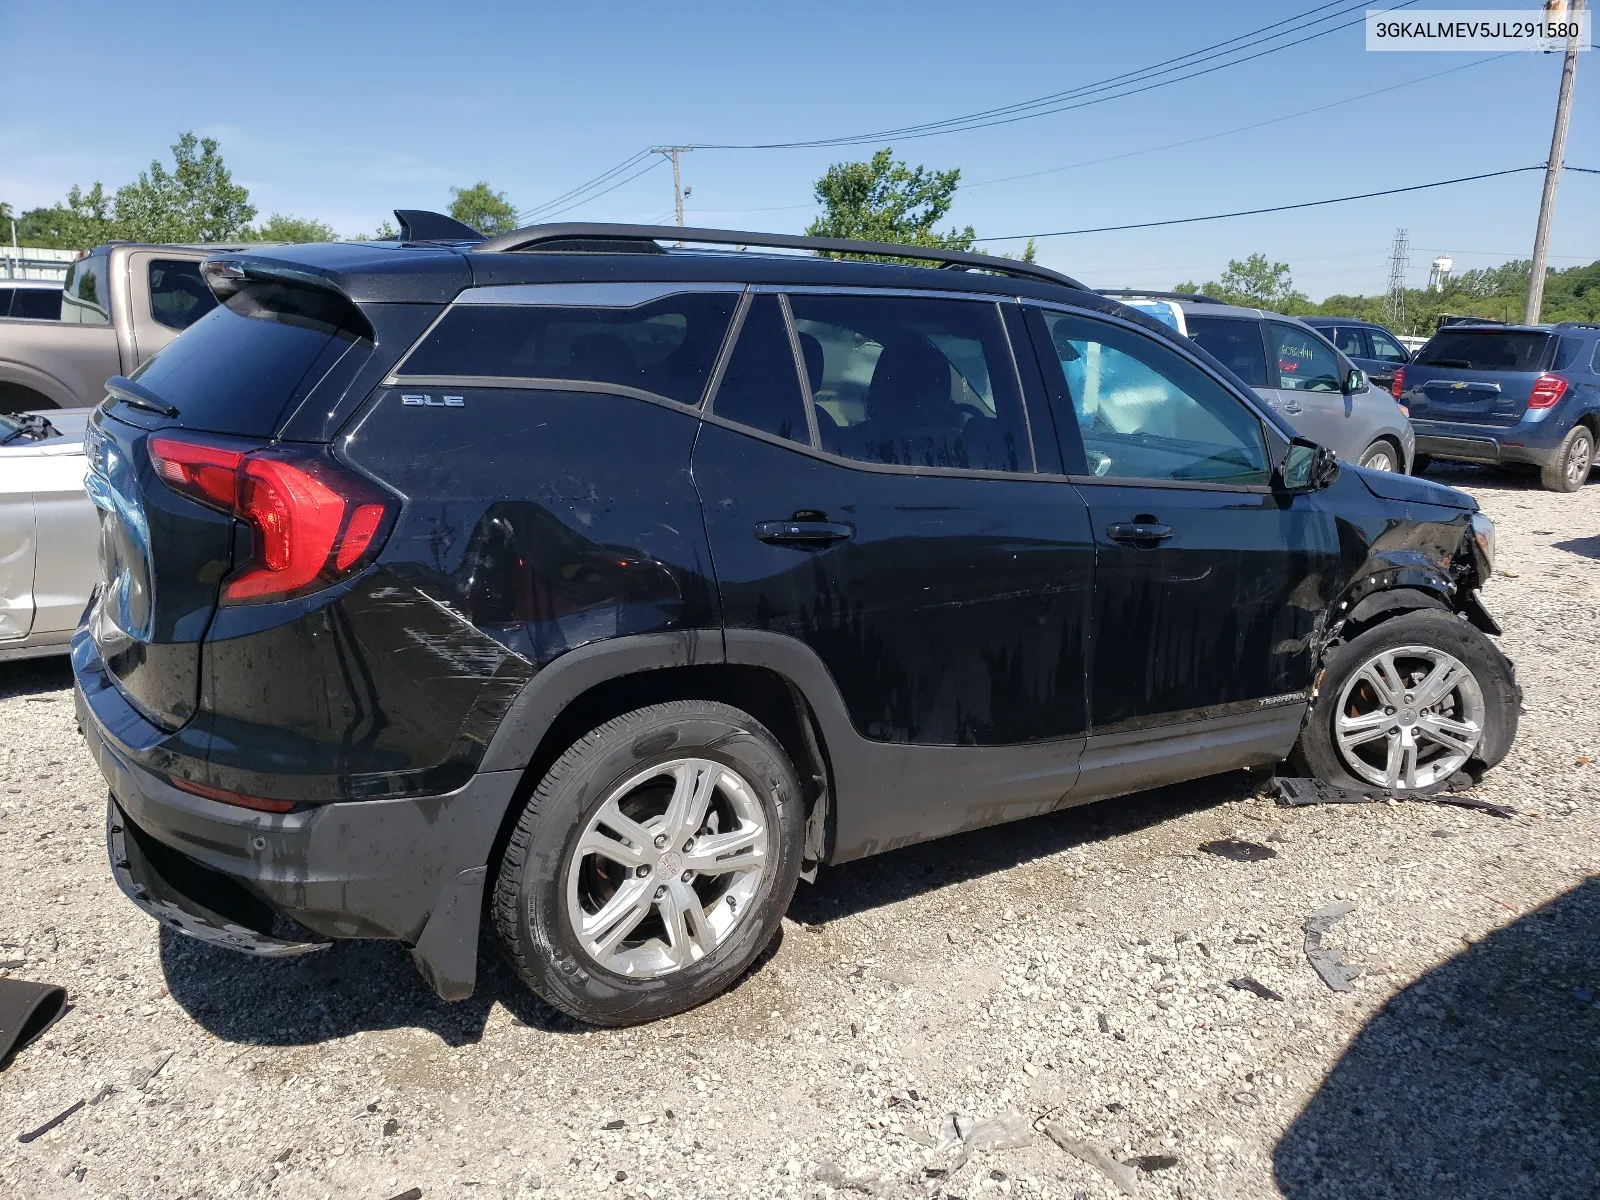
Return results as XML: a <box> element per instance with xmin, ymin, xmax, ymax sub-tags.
<box><xmin>75</xmin><ymin>215</ymin><xmax>1519</xmax><ymax>1025</ymax></box>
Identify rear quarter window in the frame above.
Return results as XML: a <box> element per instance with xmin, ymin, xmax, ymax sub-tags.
<box><xmin>128</xmin><ymin>283</ymin><xmax>363</xmax><ymax>437</ymax></box>
<box><xmin>1184</xmin><ymin>316</ymin><xmax>1269</xmax><ymax>389</ymax></box>
<box><xmin>397</xmin><ymin>293</ymin><xmax>738</xmax><ymax>407</ymax></box>
<box><xmin>1417</xmin><ymin>330</ymin><xmax>1552</xmax><ymax>372</ymax></box>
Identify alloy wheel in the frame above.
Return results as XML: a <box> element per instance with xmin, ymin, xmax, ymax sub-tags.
<box><xmin>1334</xmin><ymin>644</ymin><xmax>1485</xmax><ymax>789</ymax></box>
<box><xmin>565</xmin><ymin>758</ymin><xmax>769</xmax><ymax>978</ymax></box>
<box><xmin>1568</xmin><ymin>433</ymin><xmax>1594</xmax><ymax>489</ymax></box>
<box><xmin>1362</xmin><ymin>447</ymin><xmax>1396</xmax><ymax>473</ymax></box>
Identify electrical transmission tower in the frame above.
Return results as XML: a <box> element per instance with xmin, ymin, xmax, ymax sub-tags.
<box><xmin>1384</xmin><ymin>228</ymin><xmax>1410</xmax><ymax>332</ymax></box>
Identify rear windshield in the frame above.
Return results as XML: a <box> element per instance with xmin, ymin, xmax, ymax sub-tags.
<box><xmin>128</xmin><ymin>283</ymin><xmax>362</xmax><ymax>437</ymax></box>
<box><xmin>396</xmin><ymin>293</ymin><xmax>738</xmax><ymax>407</ymax></box>
<box><xmin>1417</xmin><ymin>330</ymin><xmax>1553</xmax><ymax>372</ymax></box>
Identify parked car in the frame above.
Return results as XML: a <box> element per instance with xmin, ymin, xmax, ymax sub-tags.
<box><xmin>1104</xmin><ymin>292</ymin><xmax>1414</xmax><ymax>472</ymax></box>
<box><xmin>1</xmin><ymin>408</ymin><xmax>96</xmax><ymax>661</ymax></box>
<box><xmin>0</xmin><ymin>279</ymin><xmax>64</xmax><ymax>321</ymax></box>
<box><xmin>0</xmin><ymin>243</ymin><xmax>251</xmax><ymax>414</ymax></box>
<box><xmin>1301</xmin><ymin>316</ymin><xmax>1413</xmax><ymax>391</ymax></box>
<box><xmin>1397</xmin><ymin>321</ymin><xmax>1600</xmax><ymax>492</ymax></box>
<box><xmin>76</xmin><ymin>216</ymin><xmax>1517</xmax><ymax>1026</ymax></box>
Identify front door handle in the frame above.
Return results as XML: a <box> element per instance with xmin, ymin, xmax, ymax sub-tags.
<box><xmin>1107</xmin><ymin>521</ymin><xmax>1173</xmax><ymax>546</ymax></box>
<box><xmin>755</xmin><ymin>519</ymin><xmax>855</xmax><ymax>547</ymax></box>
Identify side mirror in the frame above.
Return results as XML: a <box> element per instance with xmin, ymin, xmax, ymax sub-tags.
<box><xmin>1278</xmin><ymin>438</ymin><xmax>1341</xmax><ymax>492</ymax></box>
<box><xmin>1343</xmin><ymin>367</ymin><xmax>1368</xmax><ymax>394</ymax></box>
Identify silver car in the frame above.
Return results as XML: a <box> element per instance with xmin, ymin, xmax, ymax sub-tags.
<box><xmin>1105</xmin><ymin>292</ymin><xmax>1415</xmax><ymax>472</ymax></box>
<box><xmin>1</xmin><ymin>408</ymin><xmax>96</xmax><ymax>661</ymax></box>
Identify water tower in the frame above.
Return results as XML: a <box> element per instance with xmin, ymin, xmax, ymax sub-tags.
<box><xmin>1428</xmin><ymin>255</ymin><xmax>1453</xmax><ymax>292</ymax></box>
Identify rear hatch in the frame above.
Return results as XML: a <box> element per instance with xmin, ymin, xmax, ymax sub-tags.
<box><xmin>1403</xmin><ymin>328</ymin><xmax>1556</xmax><ymax>427</ymax></box>
<box><xmin>83</xmin><ymin>272</ymin><xmax>379</xmax><ymax>729</ymax></box>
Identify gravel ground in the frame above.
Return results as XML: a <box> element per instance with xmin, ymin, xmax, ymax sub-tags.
<box><xmin>2</xmin><ymin>467</ymin><xmax>1596</xmax><ymax>1200</ymax></box>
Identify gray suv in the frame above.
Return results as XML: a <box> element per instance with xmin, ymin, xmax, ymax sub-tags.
<box><xmin>1105</xmin><ymin>292</ymin><xmax>1415</xmax><ymax>472</ymax></box>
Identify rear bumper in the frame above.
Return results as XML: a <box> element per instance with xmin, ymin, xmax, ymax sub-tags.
<box><xmin>75</xmin><ymin>632</ymin><xmax>520</xmax><ymax>1000</ymax></box>
<box><xmin>1413</xmin><ymin>420</ymin><xmax>1563</xmax><ymax>467</ymax></box>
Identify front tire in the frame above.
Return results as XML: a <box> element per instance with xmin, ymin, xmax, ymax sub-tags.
<box><xmin>1293</xmin><ymin>609</ymin><xmax>1518</xmax><ymax>794</ymax></box>
<box><xmin>492</xmin><ymin>701</ymin><xmax>805</xmax><ymax>1026</ymax></box>
<box><xmin>1410</xmin><ymin>453</ymin><xmax>1432</xmax><ymax>476</ymax></box>
<box><xmin>1358</xmin><ymin>439</ymin><xmax>1401</xmax><ymax>473</ymax></box>
<box><xmin>1540</xmin><ymin>424</ymin><xmax>1594</xmax><ymax>493</ymax></box>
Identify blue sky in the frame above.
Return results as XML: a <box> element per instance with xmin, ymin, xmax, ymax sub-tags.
<box><xmin>2</xmin><ymin>0</ymin><xmax>1594</xmax><ymax>300</ymax></box>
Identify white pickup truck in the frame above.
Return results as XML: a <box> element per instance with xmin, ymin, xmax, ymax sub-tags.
<box><xmin>0</xmin><ymin>242</ymin><xmax>250</xmax><ymax>414</ymax></box>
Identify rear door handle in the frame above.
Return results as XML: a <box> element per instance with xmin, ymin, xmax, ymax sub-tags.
<box><xmin>1281</xmin><ymin>400</ymin><xmax>1303</xmax><ymax>415</ymax></box>
<box><xmin>755</xmin><ymin>519</ymin><xmax>854</xmax><ymax>547</ymax></box>
<box><xmin>1107</xmin><ymin>521</ymin><xmax>1173</xmax><ymax>546</ymax></box>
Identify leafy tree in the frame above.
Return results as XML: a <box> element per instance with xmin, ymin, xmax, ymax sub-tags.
<box><xmin>448</xmin><ymin>182</ymin><xmax>517</xmax><ymax>236</ymax></box>
<box><xmin>15</xmin><ymin>183</ymin><xmax>115</xmax><ymax>249</ymax></box>
<box><xmin>351</xmin><ymin>219</ymin><xmax>400</xmax><ymax>242</ymax></box>
<box><xmin>1176</xmin><ymin>253</ymin><xmax>1307</xmax><ymax>310</ymax></box>
<box><xmin>251</xmin><ymin>213</ymin><xmax>337</xmax><ymax>243</ymax></box>
<box><xmin>806</xmin><ymin>149</ymin><xmax>976</xmax><ymax>260</ymax></box>
<box><xmin>112</xmin><ymin>133</ymin><xmax>255</xmax><ymax>243</ymax></box>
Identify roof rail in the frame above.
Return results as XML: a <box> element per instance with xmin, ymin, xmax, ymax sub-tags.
<box><xmin>394</xmin><ymin>209</ymin><xmax>485</xmax><ymax>244</ymax></box>
<box><xmin>1553</xmin><ymin>320</ymin><xmax>1600</xmax><ymax>331</ymax></box>
<box><xmin>471</xmin><ymin>222</ymin><xmax>1087</xmax><ymax>290</ymax></box>
<box><xmin>1098</xmin><ymin>288</ymin><xmax>1228</xmax><ymax>305</ymax></box>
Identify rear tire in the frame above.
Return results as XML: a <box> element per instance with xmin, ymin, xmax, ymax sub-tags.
<box><xmin>1540</xmin><ymin>424</ymin><xmax>1595</xmax><ymax>493</ymax></box>
<box><xmin>1358</xmin><ymin>439</ymin><xmax>1402</xmax><ymax>473</ymax></box>
<box><xmin>492</xmin><ymin>701</ymin><xmax>805</xmax><ymax>1026</ymax></box>
<box><xmin>1292</xmin><ymin>609</ymin><xmax>1518</xmax><ymax>795</ymax></box>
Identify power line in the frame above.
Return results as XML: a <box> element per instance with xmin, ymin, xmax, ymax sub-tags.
<box><xmin>691</xmin><ymin>0</ymin><xmax>1419</xmax><ymax>149</ymax></box>
<box><xmin>972</xmin><ymin>166</ymin><xmax>1551</xmax><ymax>242</ymax></box>
<box><xmin>519</xmin><ymin>158</ymin><xmax>666</xmax><ymax>223</ymax></box>
<box><xmin>963</xmin><ymin>54</ymin><xmax>1511</xmax><ymax>190</ymax></box>
<box><xmin>516</xmin><ymin>150</ymin><xmax>654</xmax><ymax>222</ymax></box>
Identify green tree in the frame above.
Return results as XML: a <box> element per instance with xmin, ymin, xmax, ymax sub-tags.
<box><xmin>251</xmin><ymin>213</ymin><xmax>337</xmax><ymax>243</ymax></box>
<box><xmin>1176</xmin><ymin>253</ymin><xmax>1308</xmax><ymax>310</ymax></box>
<box><xmin>112</xmin><ymin>132</ymin><xmax>255</xmax><ymax>243</ymax></box>
<box><xmin>448</xmin><ymin>182</ymin><xmax>517</xmax><ymax>236</ymax></box>
<box><xmin>15</xmin><ymin>183</ymin><xmax>115</xmax><ymax>249</ymax></box>
<box><xmin>806</xmin><ymin>148</ymin><xmax>975</xmax><ymax>260</ymax></box>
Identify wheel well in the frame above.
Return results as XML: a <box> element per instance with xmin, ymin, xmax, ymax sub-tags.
<box><xmin>1333</xmin><ymin>587</ymin><xmax>1452</xmax><ymax>647</ymax></box>
<box><xmin>483</xmin><ymin>664</ymin><xmax>828</xmax><ymax>895</ymax></box>
<box><xmin>0</xmin><ymin>381</ymin><xmax>60</xmax><ymax>415</ymax></box>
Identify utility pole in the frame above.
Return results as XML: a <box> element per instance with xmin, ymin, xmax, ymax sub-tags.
<box><xmin>1526</xmin><ymin>0</ymin><xmax>1584</xmax><ymax>325</ymax></box>
<box><xmin>1385</xmin><ymin>227</ymin><xmax>1410</xmax><ymax>333</ymax></box>
<box><xmin>651</xmin><ymin>146</ymin><xmax>694</xmax><ymax>234</ymax></box>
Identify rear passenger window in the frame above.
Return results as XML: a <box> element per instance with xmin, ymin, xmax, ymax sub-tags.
<box><xmin>1184</xmin><ymin>316</ymin><xmax>1268</xmax><ymax>388</ymax></box>
<box><xmin>1327</xmin><ymin>326</ymin><xmax>1366</xmax><ymax>357</ymax></box>
<box><xmin>709</xmin><ymin>295</ymin><xmax>809</xmax><ymax>443</ymax></box>
<box><xmin>1037</xmin><ymin>309</ymin><xmax>1270</xmax><ymax>487</ymax></box>
<box><xmin>788</xmin><ymin>293</ymin><xmax>1031</xmax><ymax>473</ymax></box>
<box><xmin>398</xmin><ymin>292</ymin><xmax>737</xmax><ymax>407</ymax></box>
<box><xmin>148</xmin><ymin>259</ymin><xmax>219</xmax><ymax>331</ymax></box>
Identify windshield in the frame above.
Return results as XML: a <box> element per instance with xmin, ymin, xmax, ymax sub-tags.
<box><xmin>1417</xmin><ymin>330</ymin><xmax>1553</xmax><ymax>372</ymax></box>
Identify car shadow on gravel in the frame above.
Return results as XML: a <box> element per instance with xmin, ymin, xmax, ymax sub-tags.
<box><xmin>790</xmin><ymin>769</ymin><xmax>1258</xmax><ymax>926</ymax></box>
<box><xmin>158</xmin><ymin>911</ymin><xmax>789</xmax><ymax>1046</ymax></box>
<box><xmin>1274</xmin><ymin>876</ymin><xmax>1600</xmax><ymax>1199</ymax></box>
<box><xmin>0</xmin><ymin>657</ymin><xmax>75</xmax><ymax>700</ymax></box>
<box><xmin>1555</xmin><ymin>534</ymin><xmax>1600</xmax><ymax>561</ymax></box>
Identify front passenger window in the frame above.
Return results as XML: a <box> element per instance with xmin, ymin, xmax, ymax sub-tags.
<box><xmin>1270</xmin><ymin>323</ymin><xmax>1342</xmax><ymax>392</ymax></box>
<box><xmin>1036</xmin><ymin>310</ymin><xmax>1270</xmax><ymax>486</ymax></box>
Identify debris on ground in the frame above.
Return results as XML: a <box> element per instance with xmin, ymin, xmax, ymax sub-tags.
<box><xmin>0</xmin><ymin>977</ymin><xmax>68</xmax><ymax>1069</ymax></box>
<box><xmin>1043</xmin><ymin>1122</ymin><xmax>1140</xmax><ymax>1196</ymax></box>
<box><xmin>17</xmin><ymin>1097</ymin><xmax>84</xmax><ymax>1144</ymax></box>
<box><xmin>385</xmin><ymin>1189</ymin><xmax>423</xmax><ymax>1200</ymax></box>
<box><xmin>1128</xmin><ymin>1154</ymin><xmax>1180</xmax><ymax>1172</ymax></box>
<box><xmin>1270</xmin><ymin>775</ymin><xmax>1516</xmax><ymax>818</ymax></box>
<box><xmin>962</xmin><ymin>1111</ymin><xmax>1033</xmax><ymax>1151</ymax></box>
<box><xmin>1303</xmin><ymin>901</ymin><xmax>1360</xmax><ymax>992</ymax></box>
<box><xmin>1228</xmin><ymin>976</ymin><xmax>1285</xmax><ymax>1001</ymax></box>
<box><xmin>130</xmin><ymin>1049</ymin><xmax>175</xmax><ymax>1092</ymax></box>
<box><xmin>1199</xmin><ymin>838</ymin><xmax>1277</xmax><ymax>862</ymax></box>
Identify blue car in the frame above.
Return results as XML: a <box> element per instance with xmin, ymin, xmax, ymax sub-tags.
<box><xmin>1301</xmin><ymin>317</ymin><xmax>1413</xmax><ymax>392</ymax></box>
<box><xmin>1397</xmin><ymin>321</ymin><xmax>1600</xmax><ymax>492</ymax></box>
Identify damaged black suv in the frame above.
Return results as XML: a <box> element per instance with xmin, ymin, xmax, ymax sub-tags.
<box><xmin>75</xmin><ymin>213</ymin><xmax>1518</xmax><ymax>1025</ymax></box>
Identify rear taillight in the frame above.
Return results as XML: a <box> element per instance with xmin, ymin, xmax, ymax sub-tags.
<box><xmin>1528</xmin><ymin>374</ymin><xmax>1568</xmax><ymax>410</ymax></box>
<box><xmin>1389</xmin><ymin>366</ymin><xmax>1405</xmax><ymax>400</ymax></box>
<box><xmin>148</xmin><ymin>435</ymin><xmax>396</xmax><ymax>604</ymax></box>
